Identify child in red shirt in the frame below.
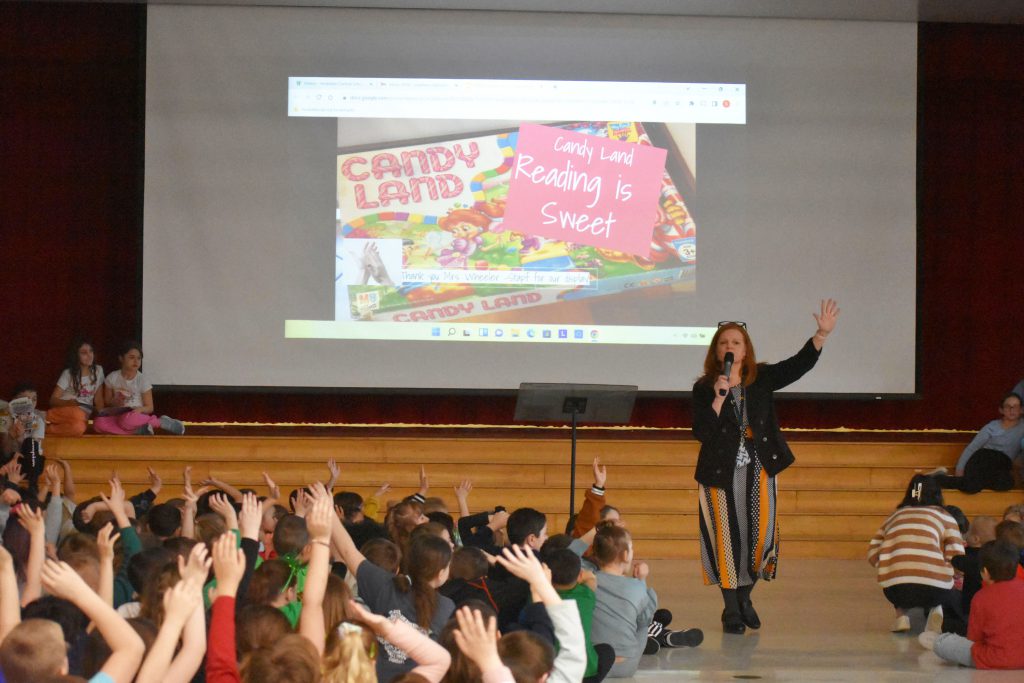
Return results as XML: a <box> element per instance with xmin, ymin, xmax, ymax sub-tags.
<box><xmin>920</xmin><ymin>540</ymin><xmax>1024</xmax><ymax>669</ymax></box>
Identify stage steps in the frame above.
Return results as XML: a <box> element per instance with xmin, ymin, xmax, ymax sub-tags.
<box><xmin>45</xmin><ymin>433</ymin><xmax>1023</xmax><ymax>559</ymax></box>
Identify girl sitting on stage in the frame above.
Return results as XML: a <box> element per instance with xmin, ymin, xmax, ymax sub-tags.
<box><xmin>92</xmin><ymin>340</ymin><xmax>185</xmax><ymax>436</ymax></box>
<box><xmin>47</xmin><ymin>338</ymin><xmax>105</xmax><ymax>437</ymax></box>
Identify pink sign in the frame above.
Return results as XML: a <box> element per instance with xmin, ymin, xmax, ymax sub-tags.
<box><xmin>503</xmin><ymin>123</ymin><xmax>668</xmax><ymax>256</ymax></box>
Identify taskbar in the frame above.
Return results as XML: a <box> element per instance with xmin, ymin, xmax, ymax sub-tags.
<box><xmin>285</xmin><ymin>320</ymin><xmax>715</xmax><ymax>346</ymax></box>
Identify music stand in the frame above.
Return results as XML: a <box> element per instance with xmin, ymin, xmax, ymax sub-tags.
<box><xmin>514</xmin><ymin>383</ymin><xmax>637</xmax><ymax>523</ymax></box>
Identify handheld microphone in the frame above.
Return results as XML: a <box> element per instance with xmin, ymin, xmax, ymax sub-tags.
<box><xmin>719</xmin><ymin>352</ymin><xmax>735</xmax><ymax>396</ymax></box>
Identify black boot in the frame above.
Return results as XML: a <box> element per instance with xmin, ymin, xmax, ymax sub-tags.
<box><xmin>721</xmin><ymin>588</ymin><xmax>745</xmax><ymax>634</ymax></box>
<box><xmin>736</xmin><ymin>583</ymin><xmax>761</xmax><ymax>630</ymax></box>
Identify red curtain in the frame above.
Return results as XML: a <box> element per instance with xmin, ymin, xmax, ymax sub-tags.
<box><xmin>2</xmin><ymin>5</ymin><xmax>1022</xmax><ymax>430</ymax></box>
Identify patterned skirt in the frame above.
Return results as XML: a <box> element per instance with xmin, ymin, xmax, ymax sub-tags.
<box><xmin>697</xmin><ymin>455</ymin><xmax>779</xmax><ymax>587</ymax></box>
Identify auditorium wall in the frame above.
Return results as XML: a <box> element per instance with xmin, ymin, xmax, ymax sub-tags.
<box><xmin>2</xmin><ymin>2</ymin><xmax>1022</xmax><ymax>430</ymax></box>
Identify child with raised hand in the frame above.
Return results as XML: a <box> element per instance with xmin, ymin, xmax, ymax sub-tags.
<box><xmin>15</xmin><ymin>502</ymin><xmax>46</xmax><ymax>607</ymax></box>
<box><xmin>47</xmin><ymin>338</ymin><xmax>105</xmax><ymax>437</ymax></box>
<box><xmin>452</xmin><ymin>605</ymin><xmax>515</xmax><ymax>683</ymax></box>
<box><xmin>310</xmin><ymin>482</ymin><xmax>450</xmax><ymax>681</ymax></box>
<box><xmin>0</xmin><ymin>557</ymin><xmax>145</xmax><ymax>683</ymax></box>
<box><xmin>324</xmin><ymin>480</ymin><xmax>455</xmax><ymax>682</ymax></box>
<box><xmin>495</xmin><ymin>544</ymin><xmax>587</xmax><ymax>683</ymax></box>
<box><xmin>206</xmin><ymin>532</ymin><xmax>247</xmax><ymax>683</ymax></box>
<box><xmin>97</xmin><ymin>476</ymin><xmax>145</xmax><ymax>608</ymax></box>
<box><xmin>570</xmin><ymin>458</ymin><xmax>610</xmax><ymax>539</ymax></box>
<box><xmin>135</xmin><ymin>563</ymin><xmax>209</xmax><ymax>683</ymax></box>
<box><xmin>93</xmin><ymin>340</ymin><xmax>185</xmax><ymax>436</ymax></box>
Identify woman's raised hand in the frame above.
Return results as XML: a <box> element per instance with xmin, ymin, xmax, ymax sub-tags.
<box><xmin>813</xmin><ymin>298</ymin><xmax>840</xmax><ymax>336</ymax></box>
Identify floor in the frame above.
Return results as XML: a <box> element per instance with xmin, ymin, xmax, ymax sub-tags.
<box><xmin>619</xmin><ymin>559</ymin><xmax>1019</xmax><ymax>682</ymax></box>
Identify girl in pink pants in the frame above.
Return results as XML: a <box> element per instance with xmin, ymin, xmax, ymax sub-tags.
<box><xmin>93</xmin><ymin>341</ymin><xmax>185</xmax><ymax>436</ymax></box>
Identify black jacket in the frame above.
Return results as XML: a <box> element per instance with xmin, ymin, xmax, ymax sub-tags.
<box><xmin>692</xmin><ymin>338</ymin><xmax>820</xmax><ymax>489</ymax></box>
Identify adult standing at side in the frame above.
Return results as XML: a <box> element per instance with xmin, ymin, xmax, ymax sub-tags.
<box><xmin>691</xmin><ymin>299</ymin><xmax>839</xmax><ymax>634</ymax></box>
<box><xmin>933</xmin><ymin>392</ymin><xmax>1024</xmax><ymax>493</ymax></box>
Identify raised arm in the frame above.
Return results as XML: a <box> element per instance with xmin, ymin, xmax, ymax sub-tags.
<box><xmin>811</xmin><ymin>298</ymin><xmax>839</xmax><ymax>352</ymax></box>
<box><xmin>571</xmin><ymin>458</ymin><xmax>606</xmax><ymax>538</ymax></box>
<box><xmin>96</xmin><ymin>523</ymin><xmax>121</xmax><ymax>606</ymax></box>
<box><xmin>201</xmin><ymin>477</ymin><xmax>244</xmax><ymax>503</ymax></box>
<box><xmin>496</xmin><ymin>547</ymin><xmax>585</xmax><ymax>683</ymax></box>
<box><xmin>454</xmin><ymin>479</ymin><xmax>473</xmax><ymax>520</ymax></box>
<box><xmin>135</xmin><ymin>572</ymin><xmax>206</xmax><ymax>683</ymax></box>
<box><xmin>298</xmin><ymin>483</ymin><xmax>334</xmax><ymax>655</ymax></box>
<box><xmin>209</xmin><ymin>493</ymin><xmax>240</xmax><ymax>532</ymax></box>
<box><xmin>206</xmin><ymin>533</ymin><xmax>246</xmax><ymax>683</ymax></box>
<box><xmin>0</xmin><ymin>546</ymin><xmax>20</xmax><ymax>643</ymax></box>
<box><xmin>17</xmin><ymin>504</ymin><xmax>46</xmax><ymax>607</ymax></box>
<box><xmin>452</xmin><ymin>606</ymin><xmax>515</xmax><ymax>683</ymax></box>
<box><xmin>43</xmin><ymin>463</ymin><xmax>64</xmax><ymax>546</ymax></box>
<box><xmin>42</xmin><ymin>559</ymin><xmax>145</xmax><ymax>683</ymax></box>
<box><xmin>325</xmin><ymin>458</ymin><xmax>340</xmax><ymax>490</ymax></box>
<box><xmin>56</xmin><ymin>458</ymin><xmax>77</xmax><ymax>499</ymax></box>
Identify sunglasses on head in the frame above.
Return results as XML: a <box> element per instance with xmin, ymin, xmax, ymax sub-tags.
<box><xmin>717</xmin><ymin>321</ymin><xmax>747</xmax><ymax>329</ymax></box>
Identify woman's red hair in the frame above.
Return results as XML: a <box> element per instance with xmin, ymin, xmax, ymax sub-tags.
<box><xmin>698</xmin><ymin>323</ymin><xmax>759</xmax><ymax>387</ymax></box>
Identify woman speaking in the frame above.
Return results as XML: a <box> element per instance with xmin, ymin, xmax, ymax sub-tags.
<box><xmin>691</xmin><ymin>299</ymin><xmax>839</xmax><ymax>634</ymax></box>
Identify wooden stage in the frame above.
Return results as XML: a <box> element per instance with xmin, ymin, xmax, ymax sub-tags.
<box><xmin>46</xmin><ymin>427</ymin><xmax>1023</xmax><ymax>560</ymax></box>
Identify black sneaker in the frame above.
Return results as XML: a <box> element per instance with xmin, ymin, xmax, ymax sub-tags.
<box><xmin>647</xmin><ymin>620</ymin><xmax>665</xmax><ymax>639</ymax></box>
<box><xmin>664</xmin><ymin>628</ymin><xmax>704</xmax><ymax>648</ymax></box>
<box><xmin>653</xmin><ymin>608</ymin><xmax>673</xmax><ymax>627</ymax></box>
<box><xmin>644</xmin><ymin>636</ymin><xmax>661</xmax><ymax>655</ymax></box>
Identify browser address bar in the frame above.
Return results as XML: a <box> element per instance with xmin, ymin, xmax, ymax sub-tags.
<box><xmin>288</xmin><ymin>77</ymin><xmax>746</xmax><ymax>124</ymax></box>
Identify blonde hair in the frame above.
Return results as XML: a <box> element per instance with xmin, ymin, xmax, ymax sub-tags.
<box><xmin>321</xmin><ymin>623</ymin><xmax>377</xmax><ymax>683</ymax></box>
<box><xmin>966</xmin><ymin>516</ymin><xmax>998</xmax><ymax>547</ymax></box>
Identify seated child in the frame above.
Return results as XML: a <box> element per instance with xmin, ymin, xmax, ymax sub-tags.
<box><xmin>921</xmin><ymin>540</ymin><xmax>1024</xmax><ymax>669</ymax></box>
<box><xmin>546</xmin><ymin>546</ymin><xmax>614</xmax><ymax>683</ymax></box>
<box><xmin>994</xmin><ymin>520</ymin><xmax>1024</xmax><ymax>576</ymax></box>
<box><xmin>1</xmin><ymin>383</ymin><xmax>46</xmax><ymax>479</ymax></box>
<box><xmin>487</xmin><ymin>507</ymin><xmax>548</xmax><ymax>631</ymax></box>
<box><xmin>440</xmin><ymin>546</ymin><xmax>499</xmax><ymax>613</ymax></box>
<box><xmin>952</xmin><ymin>516</ymin><xmax>997</xmax><ymax>618</ymax></box>
<box><xmin>47</xmin><ymin>338</ymin><xmax>104</xmax><ymax>438</ymax></box>
<box><xmin>590</xmin><ymin>522</ymin><xmax>702</xmax><ymax>679</ymax></box>
<box><xmin>92</xmin><ymin>341</ymin><xmax>185</xmax><ymax>436</ymax></box>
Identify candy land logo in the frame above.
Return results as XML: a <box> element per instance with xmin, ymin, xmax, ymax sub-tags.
<box><xmin>339</xmin><ymin>142</ymin><xmax>484</xmax><ymax>212</ymax></box>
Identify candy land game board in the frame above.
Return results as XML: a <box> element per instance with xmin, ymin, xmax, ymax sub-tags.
<box><xmin>335</xmin><ymin>121</ymin><xmax>696</xmax><ymax>323</ymax></box>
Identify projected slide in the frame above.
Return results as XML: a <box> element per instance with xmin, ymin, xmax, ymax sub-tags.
<box><xmin>143</xmin><ymin>6</ymin><xmax>918</xmax><ymax>392</ymax></box>
<box><xmin>285</xmin><ymin>78</ymin><xmax>744</xmax><ymax>346</ymax></box>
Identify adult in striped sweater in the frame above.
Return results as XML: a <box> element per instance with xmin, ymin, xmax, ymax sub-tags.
<box><xmin>868</xmin><ymin>474</ymin><xmax>965</xmax><ymax>633</ymax></box>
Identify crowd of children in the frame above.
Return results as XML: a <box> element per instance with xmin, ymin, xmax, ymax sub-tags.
<box><xmin>4</xmin><ymin>340</ymin><xmax>1024</xmax><ymax>679</ymax></box>
<box><xmin>0</xmin><ymin>444</ymin><xmax>704</xmax><ymax>682</ymax></box>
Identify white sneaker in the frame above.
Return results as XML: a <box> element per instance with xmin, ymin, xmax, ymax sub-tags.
<box><xmin>891</xmin><ymin>615</ymin><xmax>911</xmax><ymax>632</ymax></box>
<box><xmin>926</xmin><ymin>605</ymin><xmax>944</xmax><ymax>633</ymax></box>
<box><xmin>918</xmin><ymin>630</ymin><xmax>938</xmax><ymax>650</ymax></box>
<box><xmin>159</xmin><ymin>415</ymin><xmax>186</xmax><ymax>435</ymax></box>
